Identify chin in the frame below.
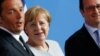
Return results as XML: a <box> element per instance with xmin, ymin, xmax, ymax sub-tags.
<box><xmin>37</xmin><ymin>38</ymin><xmax>45</xmax><ymax>41</ymax></box>
<box><xmin>13</xmin><ymin>31</ymin><xmax>21</xmax><ymax>34</ymax></box>
<box><xmin>14</xmin><ymin>29</ymin><xmax>22</xmax><ymax>34</ymax></box>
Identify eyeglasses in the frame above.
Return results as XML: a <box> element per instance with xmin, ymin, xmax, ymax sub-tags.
<box><xmin>85</xmin><ymin>4</ymin><xmax>100</xmax><ymax>11</ymax></box>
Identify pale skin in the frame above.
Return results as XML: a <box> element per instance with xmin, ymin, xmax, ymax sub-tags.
<box><xmin>0</xmin><ymin>0</ymin><xmax>24</xmax><ymax>34</ymax></box>
<box><xmin>81</xmin><ymin>0</ymin><xmax>100</xmax><ymax>29</ymax></box>
<box><xmin>25</xmin><ymin>13</ymin><xmax>49</xmax><ymax>51</ymax></box>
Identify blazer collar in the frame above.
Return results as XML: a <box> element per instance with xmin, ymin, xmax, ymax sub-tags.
<box><xmin>0</xmin><ymin>29</ymin><xmax>28</xmax><ymax>55</ymax></box>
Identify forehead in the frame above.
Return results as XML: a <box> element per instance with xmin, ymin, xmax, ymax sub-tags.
<box><xmin>83</xmin><ymin>0</ymin><xmax>100</xmax><ymax>6</ymax></box>
<box><xmin>33</xmin><ymin>13</ymin><xmax>47</xmax><ymax>22</ymax></box>
<box><xmin>2</xmin><ymin>0</ymin><xmax>23</xmax><ymax>9</ymax></box>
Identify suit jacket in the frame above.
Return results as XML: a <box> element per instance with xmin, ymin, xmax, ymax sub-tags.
<box><xmin>0</xmin><ymin>29</ymin><xmax>33</xmax><ymax>56</ymax></box>
<box><xmin>65</xmin><ymin>25</ymin><xmax>100</xmax><ymax>56</ymax></box>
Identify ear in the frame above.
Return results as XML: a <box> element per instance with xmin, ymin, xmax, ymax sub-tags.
<box><xmin>0</xmin><ymin>16</ymin><xmax>3</xmax><ymax>25</ymax></box>
<box><xmin>80</xmin><ymin>9</ymin><xmax>85</xmax><ymax>17</ymax></box>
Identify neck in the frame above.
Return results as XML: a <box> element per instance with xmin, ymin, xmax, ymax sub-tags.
<box><xmin>28</xmin><ymin>40</ymin><xmax>49</xmax><ymax>51</ymax></box>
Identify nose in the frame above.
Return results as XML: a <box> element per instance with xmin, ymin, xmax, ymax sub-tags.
<box><xmin>17</xmin><ymin>11</ymin><xmax>24</xmax><ymax>19</ymax></box>
<box><xmin>93</xmin><ymin>8</ymin><xmax>100</xmax><ymax>14</ymax></box>
<box><xmin>34</xmin><ymin>23</ymin><xmax>41</xmax><ymax>32</ymax></box>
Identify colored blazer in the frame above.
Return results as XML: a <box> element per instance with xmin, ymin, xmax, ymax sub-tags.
<box><xmin>65</xmin><ymin>25</ymin><xmax>100</xmax><ymax>56</ymax></box>
<box><xmin>0</xmin><ymin>29</ymin><xmax>33</xmax><ymax>56</ymax></box>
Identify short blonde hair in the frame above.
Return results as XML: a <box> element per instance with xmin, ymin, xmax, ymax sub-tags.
<box><xmin>25</xmin><ymin>6</ymin><xmax>51</xmax><ymax>26</ymax></box>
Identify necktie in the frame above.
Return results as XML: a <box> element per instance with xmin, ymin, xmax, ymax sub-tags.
<box><xmin>94</xmin><ymin>30</ymin><xmax>100</xmax><ymax>47</ymax></box>
<box><xmin>19</xmin><ymin>36</ymin><xmax>35</xmax><ymax>56</ymax></box>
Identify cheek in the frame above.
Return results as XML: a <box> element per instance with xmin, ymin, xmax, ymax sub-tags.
<box><xmin>25</xmin><ymin>27</ymin><xmax>32</xmax><ymax>35</ymax></box>
<box><xmin>1</xmin><ymin>16</ymin><xmax>10</xmax><ymax>22</ymax></box>
<box><xmin>44</xmin><ymin>26</ymin><xmax>49</xmax><ymax>35</ymax></box>
<box><xmin>83</xmin><ymin>12</ymin><xmax>91</xmax><ymax>19</ymax></box>
<box><xmin>3</xmin><ymin>19</ymin><xmax>14</xmax><ymax>27</ymax></box>
<box><xmin>27</xmin><ymin>27</ymin><xmax>34</xmax><ymax>35</ymax></box>
<box><xmin>85</xmin><ymin>11</ymin><xmax>92</xmax><ymax>16</ymax></box>
<box><xmin>27</xmin><ymin>29</ymin><xmax>33</xmax><ymax>35</ymax></box>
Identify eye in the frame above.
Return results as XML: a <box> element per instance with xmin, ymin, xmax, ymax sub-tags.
<box><xmin>40</xmin><ymin>22</ymin><xmax>45</xmax><ymax>25</ymax></box>
<box><xmin>20</xmin><ymin>8</ymin><xmax>24</xmax><ymax>12</ymax></box>
<box><xmin>85</xmin><ymin>6</ymin><xmax>94</xmax><ymax>10</ymax></box>
<box><xmin>30</xmin><ymin>23</ymin><xmax>36</xmax><ymax>26</ymax></box>
<box><xmin>8</xmin><ymin>10</ymin><xmax>15</xmax><ymax>15</ymax></box>
<box><xmin>96</xmin><ymin>4</ymin><xmax>100</xmax><ymax>9</ymax></box>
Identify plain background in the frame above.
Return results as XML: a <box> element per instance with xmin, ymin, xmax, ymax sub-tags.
<box><xmin>25</xmin><ymin>0</ymin><xmax>84</xmax><ymax>53</ymax></box>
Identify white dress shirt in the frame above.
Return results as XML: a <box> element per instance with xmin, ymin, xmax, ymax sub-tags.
<box><xmin>85</xmin><ymin>24</ymin><xmax>100</xmax><ymax>47</ymax></box>
<box><xmin>0</xmin><ymin>26</ymin><xmax>28</xmax><ymax>43</ymax></box>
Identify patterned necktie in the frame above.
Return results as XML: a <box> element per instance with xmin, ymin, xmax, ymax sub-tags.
<box><xmin>94</xmin><ymin>30</ymin><xmax>100</xmax><ymax>47</ymax></box>
<box><xmin>19</xmin><ymin>36</ymin><xmax>35</xmax><ymax>56</ymax></box>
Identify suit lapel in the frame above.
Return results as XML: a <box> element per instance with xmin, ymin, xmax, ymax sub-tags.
<box><xmin>0</xmin><ymin>29</ymin><xmax>28</xmax><ymax>55</ymax></box>
<box><xmin>11</xmin><ymin>38</ymin><xmax>28</xmax><ymax>55</ymax></box>
<box><xmin>81</xmin><ymin>25</ymin><xmax>99</xmax><ymax>49</ymax></box>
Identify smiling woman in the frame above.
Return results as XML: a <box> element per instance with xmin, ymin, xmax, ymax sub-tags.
<box><xmin>24</xmin><ymin>6</ymin><xmax>64</xmax><ymax>56</ymax></box>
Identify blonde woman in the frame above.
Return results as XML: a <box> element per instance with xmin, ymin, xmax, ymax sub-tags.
<box><xmin>24</xmin><ymin>6</ymin><xmax>64</xmax><ymax>56</ymax></box>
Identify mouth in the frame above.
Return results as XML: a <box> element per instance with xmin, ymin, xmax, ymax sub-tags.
<box><xmin>16</xmin><ymin>22</ymin><xmax>23</xmax><ymax>27</ymax></box>
<box><xmin>34</xmin><ymin>32</ymin><xmax>43</xmax><ymax>35</ymax></box>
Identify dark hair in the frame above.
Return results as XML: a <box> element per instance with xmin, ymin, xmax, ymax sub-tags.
<box><xmin>79</xmin><ymin>0</ymin><xmax>84</xmax><ymax>10</ymax></box>
<box><xmin>0</xmin><ymin>0</ymin><xmax>25</xmax><ymax>14</ymax></box>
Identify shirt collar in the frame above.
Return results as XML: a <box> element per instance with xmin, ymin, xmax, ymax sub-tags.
<box><xmin>85</xmin><ymin>23</ymin><xmax>98</xmax><ymax>33</ymax></box>
<box><xmin>0</xmin><ymin>26</ymin><xmax>28</xmax><ymax>42</ymax></box>
<box><xmin>20</xmin><ymin>31</ymin><xmax>28</xmax><ymax>42</ymax></box>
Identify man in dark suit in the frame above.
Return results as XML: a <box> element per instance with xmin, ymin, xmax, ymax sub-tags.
<box><xmin>0</xmin><ymin>0</ymin><xmax>34</xmax><ymax>56</ymax></box>
<box><xmin>65</xmin><ymin>0</ymin><xmax>100</xmax><ymax>56</ymax></box>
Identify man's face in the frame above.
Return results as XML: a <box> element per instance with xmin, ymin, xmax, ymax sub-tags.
<box><xmin>81</xmin><ymin>0</ymin><xmax>100</xmax><ymax>28</ymax></box>
<box><xmin>0</xmin><ymin>0</ymin><xmax>24</xmax><ymax>34</ymax></box>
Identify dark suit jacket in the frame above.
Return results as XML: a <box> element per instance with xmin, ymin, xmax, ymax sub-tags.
<box><xmin>65</xmin><ymin>25</ymin><xmax>100</xmax><ymax>56</ymax></box>
<box><xmin>0</xmin><ymin>29</ymin><xmax>32</xmax><ymax>56</ymax></box>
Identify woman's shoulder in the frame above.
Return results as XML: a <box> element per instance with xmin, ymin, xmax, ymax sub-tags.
<box><xmin>46</xmin><ymin>40</ymin><xmax>64</xmax><ymax>56</ymax></box>
<box><xmin>46</xmin><ymin>40</ymin><xmax>58</xmax><ymax>43</ymax></box>
<box><xmin>46</xmin><ymin>40</ymin><xmax>60</xmax><ymax>46</ymax></box>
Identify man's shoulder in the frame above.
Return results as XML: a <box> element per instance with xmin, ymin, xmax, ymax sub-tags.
<box><xmin>70</xmin><ymin>28</ymin><xmax>83</xmax><ymax>38</ymax></box>
<box><xmin>66</xmin><ymin>26</ymin><xmax>87</xmax><ymax>43</ymax></box>
<box><xmin>70</xmin><ymin>25</ymin><xmax>87</xmax><ymax>38</ymax></box>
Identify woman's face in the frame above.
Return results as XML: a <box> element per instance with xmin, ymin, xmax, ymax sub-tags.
<box><xmin>25</xmin><ymin>13</ymin><xmax>49</xmax><ymax>43</ymax></box>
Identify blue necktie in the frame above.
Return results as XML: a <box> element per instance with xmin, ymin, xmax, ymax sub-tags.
<box><xmin>94</xmin><ymin>30</ymin><xmax>100</xmax><ymax>47</ymax></box>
